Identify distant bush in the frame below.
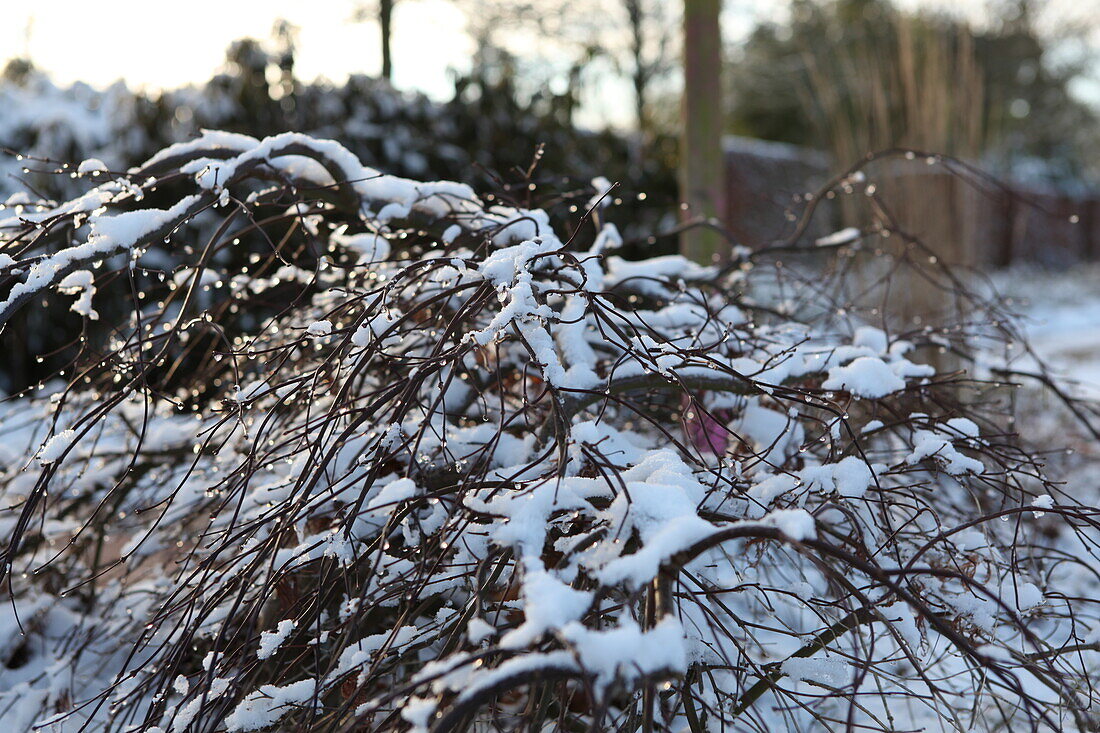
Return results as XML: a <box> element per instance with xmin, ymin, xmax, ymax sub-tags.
<box><xmin>1</xmin><ymin>44</ymin><xmax>677</xmax><ymax>238</ymax></box>
<box><xmin>0</xmin><ymin>46</ymin><xmax>677</xmax><ymax>393</ymax></box>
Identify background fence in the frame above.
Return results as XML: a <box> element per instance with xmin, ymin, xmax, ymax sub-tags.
<box><xmin>723</xmin><ymin>135</ymin><xmax>1099</xmax><ymax>267</ymax></box>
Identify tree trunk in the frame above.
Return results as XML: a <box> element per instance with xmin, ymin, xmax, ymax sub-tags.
<box><xmin>680</xmin><ymin>0</ymin><xmax>725</xmax><ymax>264</ymax></box>
<box><xmin>381</xmin><ymin>0</ymin><xmax>395</xmax><ymax>81</ymax></box>
<box><xmin>626</xmin><ymin>0</ymin><xmax>647</xmax><ymax>133</ymax></box>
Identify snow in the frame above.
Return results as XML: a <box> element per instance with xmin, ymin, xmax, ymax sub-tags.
<box><xmin>400</xmin><ymin>697</ymin><xmax>438</xmax><ymax>729</ymax></box>
<box><xmin>37</xmin><ymin>429</ymin><xmax>76</xmax><ymax>464</ymax></box>
<box><xmin>1031</xmin><ymin>494</ymin><xmax>1054</xmax><ymax>517</ymax></box>
<box><xmin>333</xmin><ymin>626</ymin><xmax>421</xmax><ymax>678</ymax></box>
<box><xmin>172</xmin><ymin>267</ymin><xmax>220</xmax><ymax>288</ymax></box>
<box><xmin>852</xmin><ymin>325</ymin><xmax>888</xmax><ymax>354</ymax></box>
<box><xmin>172</xmin><ymin>676</ymin><xmax>231</xmax><ymax>731</ymax></box>
<box><xmin>815</xmin><ymin>227</ymin><xmax>861</xmax><ymax>247</ymax></box>
<box><xmin>173</xmin><ymin>131</ymin><xmax>478</xmax><ymax>223</ymax></box>
<box><xmin>603</xmin><ymin>254</ymin><xmax>716</xmax><ymax>294</ymax></box>
<box><xmin>559</xmin><ymin>617</ymin><xmax>687</xmax><ymax>686</ymax></box>
<box><xmin>782</xmin><ymin>654</ymin><xmax>848</xmax><ymax>686</ymax></box>
<box><xmin>365</xmin><ymin>477</ymin><xmax>418</xmax><ymax>513</ymax></box>
<box><xmin>822</xmin><ymin>356</ymin><xmax>906</xmax><ymax>398</ymax></box>
<box><xmin>500</xmin><ymin>562</ymin><xmax>594</xmax><ymax>649</ymax></box>
<box><xmin>906</xmin><ymin>429</ymin><xmax>985</xmax><ymax>475</ymax></box>
<box><xmin>467</xmin><ymin>618</ymin><xmax>495</xmax><ymax>644</ymax></box>
<box><xmin>306</xmin><ymin>320</ymin><xmax>333</xmax><ymax>336</ymax></box>
<box><xmin>77</xmin><ymin>158</ymin><xmax>109</xmax><ymax>175</ymax></box>
<box><xmin>332</xmin><ymin>230</ymin><xmax>391</xmax><ymax>262</ymax></box>
<box><xmin>1031</xmin><ymin>494</ymin><xmax>1054</xmax><ymax>510</ymax></box>
<box><xmin>1013</xmin><ymin>582</ymin><xmax>1044</xmax><ymax>611</ymax></box>
<box><xmin>800</xmin><ymin>455</ymin><xmax>877</xmax><ymax>499</ymax></box>
<box><xmin>765</xmin><ymin>508</ymin><xmax>817</xmax><ymax>540</ymax></box>
<box><xmin>266</xmin><ymin>154</ymin><xmax>337</xmax><ymax>187</ymax></box>
<box><xmin>989</xmin><ymin>264</ymin><xmax>1100</xmax><ymax>398</ymax></box>
<box><xmin>257</xmin><ymin>619</ymin><xmax>296</xmax><ymax>660</ymax></box>
<box><xmin>736</xmin><ymin>399</ymin><xmax>804</xmax><ymax>464</ymax></box>
<box><xmin>57</xmin><ymin>269</ymin><xmax>99</xmax><ymax>319</ymax></box>
<box><xmin>946</xmin><ymin>416</ymin><xmax>980</xmax><ymax>438</ymax></box>
<box><xmin>140</xmin><ymin>129</ymin><xmax>257</xmax><ymax>170</ymax></box>
<box><xmin>587</xmin><ymin>176</ymin><xmax>614</xmax><ymax>210</ymax></box>
<box><xmin>224</xmin><ymin>679</ymin><xmax>316</xmax><ymax>732</ymax></box>
<box><xmin>832</xmin><ymin>456</ymin><xmax>876</xmax><ymax>498</ymax></box>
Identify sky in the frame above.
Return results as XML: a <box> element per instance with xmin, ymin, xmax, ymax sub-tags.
<box><xmin>2</xmin><ymin>1</ymin><xmax>791</xmax><ymax>91</ymax></box>
<box><xmin>1</xmin><ymin>0</ymin><xmax>472</xmax><ymax>98</ymax></box>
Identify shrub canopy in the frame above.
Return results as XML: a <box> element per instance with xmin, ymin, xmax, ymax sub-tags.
<box><xmin>0</xmin><ymin>132</ymin><xmax>1096</xmax><ymax>732</ymax></box>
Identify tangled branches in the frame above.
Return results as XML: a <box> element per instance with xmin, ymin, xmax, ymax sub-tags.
<box><xmin>0</xmin><ymin>132</ymin><xmax>1098</xmax><ymax>732</ymax></box>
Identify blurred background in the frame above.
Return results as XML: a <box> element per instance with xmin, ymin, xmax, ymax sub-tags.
<box><xmin>1</xmin><ymin>0</ymin><xmax>1099</xmax><ymax>395</ymax></box>
<box><xmin>3</xmin><ymin>1</ymin><xmax>1098</xmax><ymax>244</ymax></box>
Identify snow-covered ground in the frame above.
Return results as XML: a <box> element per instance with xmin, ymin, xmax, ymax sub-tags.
<box><xmin>994</xmin><ymin>263</ymin><xmax>1100</xmax><ymax>399</ymax></box>
<box><xmin>991</xmin><ymin>264</ymin><xmax>1100</xmax><ymax>495</ymax></box>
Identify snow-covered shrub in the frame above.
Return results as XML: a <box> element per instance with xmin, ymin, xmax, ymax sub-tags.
<box><xmin>0</xmin><ymin>133</ymin><xmax>1097</xmax><ymax>732</ymax></box>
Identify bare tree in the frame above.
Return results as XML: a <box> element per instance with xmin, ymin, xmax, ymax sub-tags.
<box><xmin>451</xmin><ymin>0</ymin><xmax>676</xmax><ymax>135</ymax></box>
<box><xmin>618</xmin><ymin>0</ymin><xmax>677</xmax><ymax>134</ymax></box>
<box><xmin>353</xmin><ymin>0</ymin><xmax>399</xmax><ymax>81</ymax></box>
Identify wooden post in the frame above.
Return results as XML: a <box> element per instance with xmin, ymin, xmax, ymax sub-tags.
<box><xmin>680</xmin><ymin>0</ymin><xmax>725</xmax><ymax>264</ymax></box>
